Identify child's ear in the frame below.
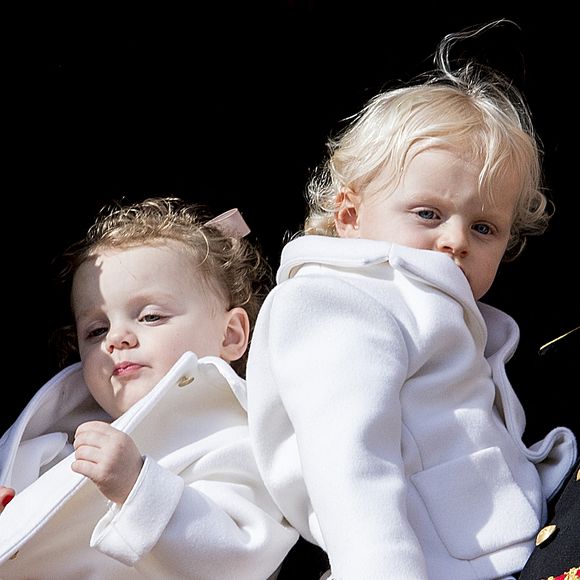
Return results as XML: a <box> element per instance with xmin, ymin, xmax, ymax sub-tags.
<box><xmin>334</xmin><ymin>188</ymin><xmax>361</xmax><ymax>238</ymax></box>
<box><xmin>220</xmin><ymin>307</ymin><xmax>250</xmax><ymax>362</ymax></box>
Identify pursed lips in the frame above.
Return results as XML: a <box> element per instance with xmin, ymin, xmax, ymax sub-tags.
<box><xmin>112</xmin><ymin>362</ymin><xmax>144</xmax><ymax>376</ymax></box>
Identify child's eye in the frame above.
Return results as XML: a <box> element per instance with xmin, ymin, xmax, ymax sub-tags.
<box><xmin>86</xmin><ymin>326</ymin><xmax>108</xmax><ymax>339</ymax></box>
<box><xmin>415</xmin><ymin>209</ymin><xmax>438</xmax><ymax>220</ymax></box>
<box><xmin>140</xmin><ymin>313</ymin><xmax>163</xmax><ymax>323</ymax></box>
<box><xmin>473</xmin><ymin>223</ymin><xmax>493</xmax><ymax>235</ymax></box>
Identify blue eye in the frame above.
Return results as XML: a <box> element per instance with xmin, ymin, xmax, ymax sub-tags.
<box><xmin>473</xmin><ymin>223</ymin><xmax>492</xmax><ymax>235</ymax></box>
<box><xmin>416</xmin><ymin>209</ymin><xmax>438</xmax><ymax>220</ymax></box>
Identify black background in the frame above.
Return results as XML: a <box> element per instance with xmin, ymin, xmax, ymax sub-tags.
<box><xmin>6</xmin><ymin>5</ymin><xmax>578</xmax><ymax>450</ymax></box>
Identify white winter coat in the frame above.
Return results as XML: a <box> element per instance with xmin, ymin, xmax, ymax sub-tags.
<box><xmin>0</xmin><ymin>351</ymin><xmax>298</xmax><ymax>579</ymax></box>
<box><xmin>246</xmin><ymin>236</ymin><xmax>577</xmax><ymax>580</ymax></box>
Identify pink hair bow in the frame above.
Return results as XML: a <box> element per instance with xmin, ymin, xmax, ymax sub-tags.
<box><xmin>205</xmin><ymin>208</ymin><xmax>251</xmax><ymax>238</ymax></box>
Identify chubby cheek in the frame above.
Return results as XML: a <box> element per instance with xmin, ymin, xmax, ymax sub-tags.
<box><xmin>174</xmin><ymin>326</ymin><xmax>223</xmax><ymax>360</ymax></box>
<box><xmin>80</xmin><ymin>348</ymin><xmax>108</xmax><ymax>389</ymax></box>
<box><xmin>77</xmin><ymin>337</ymin><xmax>103</xmax><ymax>363</ymax></box>
<box><xmin>472</xmin><ymin>261</ymin><xmax>501</xmax><ymax>300</ymax></box>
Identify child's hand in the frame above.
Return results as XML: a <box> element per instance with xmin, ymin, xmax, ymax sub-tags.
<box><xmin>0</xmin><ymin>486</ymin><xmax>15</xmax><ymax>513</ymax></box>
<box><xmin>72</xmin><ymin>421</ymin><xmax>144</xmax><ymax>505</ymax></box>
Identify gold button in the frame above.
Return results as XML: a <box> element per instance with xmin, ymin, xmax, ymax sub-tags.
<box><xmin>9</xmin><ymin>550</ymin><xmax>18</xmax><ymax>560</ymax></box>
<box><xmin>535</xmin><ymin>524</ymin><xmax>557</xmax><ymax>546</ymax></box>
<box><xmin>177</xmin><ymin>375</ymin><xmax>194</xmax><ymax>387</ymax></box>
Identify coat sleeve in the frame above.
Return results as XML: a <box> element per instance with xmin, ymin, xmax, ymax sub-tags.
<box><xmin>90</xmin><ymin>432</ymin><xmax>297</xmax><ymax>579</ymax></box>
<box><xmin>248</xmin><ymin>275</ymin><xmax>429</xmax><ymax>579</ymax></box>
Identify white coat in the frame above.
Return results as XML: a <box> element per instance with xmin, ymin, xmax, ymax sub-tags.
<box><xmin>246</xmin><ymin>235</ymin><xmax>577</xmax><ymax>580</ymax></box>
<box><xmin>0</xmin><ymin>351</ymin><xmax>298</xmax><ymax>579</ymax></box>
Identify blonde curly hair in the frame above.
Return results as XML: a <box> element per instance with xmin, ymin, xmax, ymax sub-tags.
<box><xmin>303</xmin><ymin>21</ymin><xmax>549</xmax><ymax>261</ymax></box>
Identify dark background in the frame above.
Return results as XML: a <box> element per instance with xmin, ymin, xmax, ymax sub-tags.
<box><xmin>6</xmin><ymin>5</ymin><xmax>577</xmax><ymax>452</ymax></box>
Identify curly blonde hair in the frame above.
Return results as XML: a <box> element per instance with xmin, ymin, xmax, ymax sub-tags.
<box><xmin>303</xmin><ymin>21</ymin><xmax>549</xmax><ymax>261</ymax></box>
<box><xmin>56</xmin><ymin>197</ymin><xmax>272</xmax><ymax>376</ymax></box>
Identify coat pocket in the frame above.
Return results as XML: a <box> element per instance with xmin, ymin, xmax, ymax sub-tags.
<box><xmin>411</xmin><ymin>446</ymin><xmax>539</xmax><ymax>560</ymax></box>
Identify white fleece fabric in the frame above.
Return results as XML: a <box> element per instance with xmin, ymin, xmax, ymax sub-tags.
<box><xmin>0</xmin><ymin>352</ymin><xmax>298</xmax><ymax>579</ymax></box>
<box><xmin>246</xmin><ymin>236</ymin><xmax>577</xmax><ymax>580</ymax></box>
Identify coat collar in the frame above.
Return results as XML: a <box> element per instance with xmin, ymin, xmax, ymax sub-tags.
<box><xmin>279</xmin><ymin>235</ymin><xmax>479</xmax><ymax>317</ymax></box>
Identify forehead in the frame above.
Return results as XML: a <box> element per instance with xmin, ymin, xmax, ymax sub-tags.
<box><xmin>71</xmin><ymin>244</ymin><xmax>227</xmax><ymax>324</ymax></box>
<box><xmin>357</xmin><ymin>146</ymin><xmax>514</xmax><ymax>231</ymax></box>
<box><xmin>405</xmin><ymin>144</ymin><xmax>480</xmax><ymax>176</ymax></box>
<box><xmin>85</xmin><ymin>243</ymin><xmax>191</xmax><ymax>275</ymax></box>
<box><xmin>405</xmin><ymin>143</ymin><xmax>521</xmax><ymax>204</ymax></box>
<box><xmin>71</xmin><ymin>244</ymin><xmax>205</xmax><ymax>301</ymax></box>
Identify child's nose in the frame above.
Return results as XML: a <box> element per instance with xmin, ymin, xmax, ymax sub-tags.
<box><xmin>435</xmin><ymin>222</ymin><xmax>469</xmax><ymax>258</ymax></box>
<box><xmin>106</xmin><ymin>327</ymin><xmax>138</xmax><ymax>352</ymax></box>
